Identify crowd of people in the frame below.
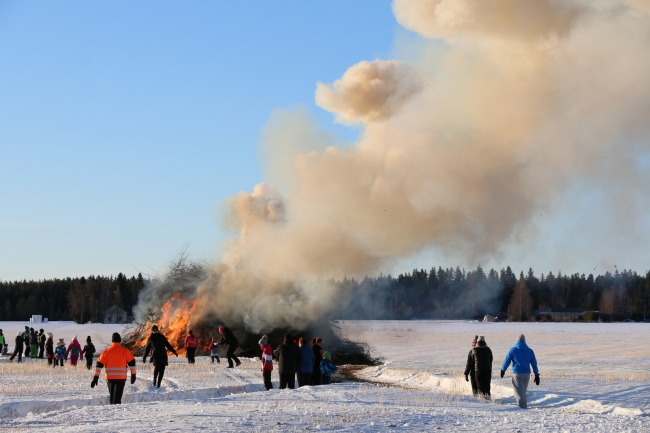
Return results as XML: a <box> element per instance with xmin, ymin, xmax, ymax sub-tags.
<box><xmin>1</xmin><ymin>327</ymin><xmax>96</xmax><ymax>369</ymax></box>
<box><xmin>1</xmin><ymin>326</ymin><xmax>540</xmax><ymax>410</ymax></box>
<box><xmin>464</xmin><ymin>333</ymin><xmax>540</xmax><ymax>409</ymax></box>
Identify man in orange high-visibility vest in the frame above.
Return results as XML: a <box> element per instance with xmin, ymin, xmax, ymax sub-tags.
<box><xmin>91</xmin><ymin>332</ymin><xmax>136</xmax><ymax>404</ymax></box>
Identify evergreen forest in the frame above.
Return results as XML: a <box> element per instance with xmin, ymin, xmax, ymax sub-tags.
<box><xmin>1</xmin><ymin>266</ymin><xmax>649</xmax><ymax>323</ymax></box>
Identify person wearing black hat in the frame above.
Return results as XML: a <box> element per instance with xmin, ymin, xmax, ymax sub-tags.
<box><xmin>273</xmin><ymin>334</ymin><xmax>302</xmax><ymax>389</ymax></box>
<box><xmin>465</xmin><ymin>335</ymin><xmax>493</xmax><ymax>398</ymax></box>
<box><xmin>143</xmin><ymin>325</ymin><xmax>178</xmax><ymax>388</ymax></box>
<box><xmin>82</xmin><ymin>336</ymin><xmax>96</xmax><ymax>370</ymax></box>
<box><xmin>464</xmin><ymin>335</ymin><xmax>479</xmax><ymax>396</ymax></box>
<box><xmin>91</xmin><ymin>332</ymin><xmax>136</xmax><ymax>404</ymax></box>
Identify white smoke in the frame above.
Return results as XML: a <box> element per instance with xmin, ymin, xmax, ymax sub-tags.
<box><xmin>137</xmin><ymin>0</ymin><xmax>650</xmax><ymax>332</ymax></box>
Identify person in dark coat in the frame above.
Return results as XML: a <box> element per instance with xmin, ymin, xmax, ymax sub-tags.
<box><xmin>38</xmin><ymin>329</ymin><xmax>46</xmax><ymax>358</ymax></box>
<box><xmin>464</xmin><ymin>335</ymin><xmax>479</xmax><ymax>396</ymax></box>
<box><xmin>9</xmin><ymin>331</ymin><xmax>23</xmax><ymax>362</ymax></box>
<box><xmin>218</xmin><ymin>326</ymin><xmax>240</xmax><ymax>368</ymax></box>
<box><xmin>464</xmin><ymin>335</ymin><xmax>493</xmax><ymax>398</ymax></box>
<box><xmin>82</xmin><ymin>336</ymin><xmax>96</xmax><ymax>370</ymax></box>
<box><xmin>273</xmin><ymin>334</ymin><xmax>302</xmax><ymax>389</ymax></box>
<box><xmin>310</xmin><ymin>338</ymin><xmax>323</xmax><ymax>386</ymax></box>
<box><xmin>296</xmin><ymin>337</ymin><xmax>314</xmax><ymax>387</ymax></box>
<box><xmin>143</xmin><ymin>325</ymin><xmax>178</xmax><ymax>388</ymax></box>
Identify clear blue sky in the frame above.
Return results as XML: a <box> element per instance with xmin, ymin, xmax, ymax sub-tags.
<box><xmin>0</xmin><ymin>1</ymin><xmax>397</xmax><ymax>280</ymax></box>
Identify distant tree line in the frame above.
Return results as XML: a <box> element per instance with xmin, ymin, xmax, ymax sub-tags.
<box><xmin>334</xmin><ymin>266</ymin><xmax>650</xmax><ymax>322</ymax></box>
<box><xmin>0</xmin><ymin>273</ymin><xmax>147</xmax><ymax>323</ymax></box>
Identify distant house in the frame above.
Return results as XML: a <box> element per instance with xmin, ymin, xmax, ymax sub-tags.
<box><xmin>535</xmin><ymin>308</ymin><xmax>584</xmax><ymax>322</ymax></box>
<box><xmin>104</xmin><ymin>305</ymin><xmax>129</xmax><ymax>324</ymax></box>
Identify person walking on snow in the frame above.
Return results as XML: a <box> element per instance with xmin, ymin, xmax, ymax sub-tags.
<box><xmin>38</xmin><ymin>329</ymin><xmax>46</xmax><ymax>358</ymax></box>
<box><xmin>320</xmin><ymin>351</ymin><xmax>338</xmax><ymax>385</ymax></box>
<box><xmin>464</xmin><ymin>335</ymin><xmax>479</xmax><ymax>396</ymax></box>
<box><xmin>184</xmin><ymin>330</ymin><xmax>198</xmax><ymax>364</ymax></box>
<box><xmin>218</xmin><ymin>326</ymin><xmax>240</xmax><ymax>368</ymax></box>
<box><xmin>209</xmin><ymin>337</ymin><xmax>221</xmax><ymax>363</ymax></box>
<box><xmin>91</xmin><ymin>332</ymin><xmax>136</xmax><ymax>405</ymax></box>
<box><xmin>501</xmin><ymin>334</ymin><xmax>540</xmax><ymax>409</ymax></box>
<box><xmin>82</xmin><ymin>336</ymin><xmax>96</xmax><ymax>370</ymax></box>
<box><xmin>259</xmin><ymin>335</ymin><xmax>274</xmax><ymax>390</ymax></box>
<box><xmin>54</xmin><ymin>339</ymin><xmax>67</xmax><ymax>367</ymax></box>
<box><xmin>274</xmin><ymin>334</ymin><xmax>301</xmax><ymax>389</ymax></box>
<box><xmin>67</xmin><ymin>335</ymin><xmax>82</xmax><ymax>366</ymax></box>
<box><xmin>143</xmin><ymin>325</ymin><xmax>178</xmax><ymax>388</ymax></box>
<box><xmin>9</xmin><ymin>331</ymin><xmax>23</xmax><ymax>362</ymax></box>
<box><xmin>311</xmin><ymin>338</ymin><xmax>323</xmax><ymax>386</ymax></box>
<box><xmin>296</xmin><ymin>337</ymin><xmax>314</xmax><ymax>387</ymax></box>
<box><xmin>465</xmin><ymin>335</ymin><xmax>493</xmax><ymax>398</ymax></box>
<box><xmin>45</xmin><ymin>333</ymin><xmax>54</xmax><ymax>366</ymax></box>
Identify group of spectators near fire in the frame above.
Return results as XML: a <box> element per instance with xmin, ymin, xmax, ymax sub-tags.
<box><xmin>463</xmin><ymin>333</ymin><xmax>540</xmax><ymax>409</ymax></box>
<box><xmin>0</xmin><ymin>327</ymin><xmax>97</xmax><ymax>369</ymax></box>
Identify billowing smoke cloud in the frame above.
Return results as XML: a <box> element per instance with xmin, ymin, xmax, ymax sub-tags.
<box><xmin>315</xmin><ymin>60</ymin><xmax>424</xmax><ymax>123</ymax></box>
<box><xmin>136</xmin><ymin>0</ymin><xmax>650</xmax><ymax>331</ymax></box>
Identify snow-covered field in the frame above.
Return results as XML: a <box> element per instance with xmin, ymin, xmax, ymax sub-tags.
<box><xmin>1</xmin><ymin>320</ymin><xmax>649</xmax><ymax>432</ymax></box>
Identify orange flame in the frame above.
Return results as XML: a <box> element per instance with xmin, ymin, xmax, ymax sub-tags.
<box><xmin>134</xmin><ymin>293</ymin><xmax>199</xmax><ymax>356</ymax></box>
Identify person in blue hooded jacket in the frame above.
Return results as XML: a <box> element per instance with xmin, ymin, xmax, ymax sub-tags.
<box><xmin>500</xmin><ymin>334</ymin><xmax>540</xmax><ymax>409</ymax></box>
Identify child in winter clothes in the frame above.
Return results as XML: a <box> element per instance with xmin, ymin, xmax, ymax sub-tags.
<box><xmin>259</xmin><ymin>335</ymin><xmax>273</xmax><ymax>390</ymax></box>
<box><xmin>184</xmin><ymin>331</ymin><xmax>198</xmax><ymax>364</ymax></box>
<box><xmin>66</xmin><ymin>335</ymin><xmax>82</xmax><ymax>366</ymax></box>
<box><xmin>54</xmin><ymin>339</ymin><xmax>66</xmax><ymax>367</ymax></box>
<box><xmin>320</xmin><ymin>351</ymin><xmax>338</xmax><ymax>385</ymax></box>
<box><xmin>82</xmin><ymin>336</ymin><xmax>96</xmax><ymax>370</ymax></box>
<box><xmin>0</xmin><ymin>329</ymin><xmax>6</xmax><ymax>355</ymax></box>
<box><xmin>45</xmin><ymin>333</ymin><xmax>54</xmax><ymax>366</ymax></box>
<box><xmin>209</xmin><ymin>337</ymin><xmax>220</xmax><ymax>363</ymax></box>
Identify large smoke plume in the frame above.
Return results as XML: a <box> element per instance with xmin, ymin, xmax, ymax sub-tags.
<box><xmin>136</xmin><ymin>0</ymin><xmax>650</xmax><ymax>332</ymax></box>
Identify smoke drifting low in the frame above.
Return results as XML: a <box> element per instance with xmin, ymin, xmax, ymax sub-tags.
<box><xmin>136</xmin><ymin>0</ymin><xmax>650</xmax><ymax>332</ymax></box>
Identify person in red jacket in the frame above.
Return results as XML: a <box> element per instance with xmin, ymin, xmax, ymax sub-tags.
<box><xmin>259</xmin><ymin>335</ymin><xmax>273</xmax><ymax>390</ymax></box>
<box><xmin>91</xmin><ymin>332</ymin><xmax>136</xmax><ymax>405</ymax></box>
<box><xmin>184</xmin><ymin>330</ymin><xmax>198</xmax><ymax>364</ymax></box>
<box><xmin>66</xmin><ymin>335</ymin><xmax>83</xmax><ymax>366</ymax></box>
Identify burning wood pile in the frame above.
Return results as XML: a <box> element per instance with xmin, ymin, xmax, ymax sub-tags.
<box><xmin>125</xmin><ymin>251</ymin><xmax>379</xmax><ymax>364</ymax></box>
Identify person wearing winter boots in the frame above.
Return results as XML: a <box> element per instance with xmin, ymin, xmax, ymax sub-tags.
<box><xmin>143</xmin><ymin>325</ymin><xmax>178</xmax><ymax>388</ymax></box>
<box><xmin>184</xmin><ymin>330</ymin><xmax>198</xmax><ymax>364</ymax></box>
<box><xmin>209</xmin><ymin>337</ymin><xmax>221</xmax><ymax>363</ymax></box>
<box><xmin>45</xmin><ymin>333</ymin><xmax>54</xmax><ymax>366</ymax></box>
<box><xmin>273</xmin><ymin>334</ymin><xmax>301</xmax><ymax>389</ymax></box>
<box><xmin>0</xmin><ymin>329</ymin><xmax>6</xmax><ymax>356</ymax></box>
<box><xmin>23</xmin><ymin>327</ymin><xmax>31</xmax><ymax>358</ymax></box>
<box><xmin>320</xmin><ymin>351</ymin><xmax>338</xmax><ymax>385</ymax></box>
<box><xmin>38</xmin><ymin>329</ymin><xmax>46</xmax><ymax>358</ymax></box>
<box><xmin>91</xmin><ymin>332</ymin><xmax>136</xmax><ymax>405</ymax></box>
<box><xmin>259</xmin><ymin>336</ymin><xmax>274</xmax><ymax>390</ymax></box>
<box><xmin>465</xmin><ymin>335</ymin><xmax>493</xmax><ymax>398</ymax></box>
<box><xmin>9</xmin><ymin>331</ymin><xmax>23</xmax><ymax>362</ymax></box>
<box><xmin>67</xmin><ymin>335</ymin><xmax>82</xmax><ymax>366</ymax></box>
<box><xmin>311</xmin><ymin>338</ymin><xmax>323</xmax><ymax>386</ymax></box>
<box><xmin>296</xmin><ymin>337</ymin><xmax>314</xmax><ymax>387</ymax></box>
<box><xmin>464</xmin><ymin>335</ymin><xmax>479</xmax><ymax>396</ymax></box>
<box><xmin>82</xmin><ymin>336</ymin><xmax>96</xmax><ymax>370</ymax></box>
<box><xmin>54</xmin><ymin>339</ymin><xmax>67</xmax><ymax>367</ymax></box>
<box><xmin>218</xmin><ymin>326</ymin><xmax>241</xmax><ymax>368</ymax></box>
<box><xmin>501</xmin><ymin>334</ymin><xmax>540</xmax><ymax>409</ymax></box>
